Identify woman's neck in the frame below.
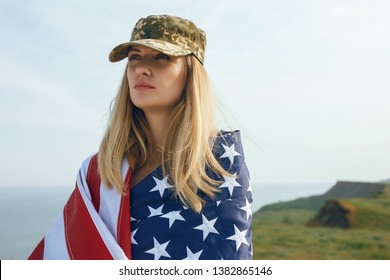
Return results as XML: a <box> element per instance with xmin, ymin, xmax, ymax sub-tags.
<box><xmin>144</xmin><ymin>109</ymin><xmax>172</xmax><ymax>147</ymax></box>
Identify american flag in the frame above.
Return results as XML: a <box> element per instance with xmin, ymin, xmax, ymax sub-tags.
<box><xmin>28</xmin><ymin>131</ymin><xmax>252</xmax><ymax>260</ymax></box>
<box><xmin>130</xmin><ymin>130</ymin><xmax>252</xmax><ymax>260</ymax></box>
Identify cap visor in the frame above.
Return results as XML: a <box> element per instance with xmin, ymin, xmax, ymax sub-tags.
<box><xmin>109</xmin><ymin>39</ymin><xmax>191</xmax><ymax>62</ymax></box>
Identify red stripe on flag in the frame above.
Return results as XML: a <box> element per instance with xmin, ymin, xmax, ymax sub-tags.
<box><xmin>86</xmin><ymin>154</ymin><xmax>101</xmax><ymax>212</ymax></box>
<box><xmin>64</xmin><ymin>185</ymin><xmax>113</xmax><ymax>260</ymax></box>
<box><xmin>28</xmin><ymin>238</ymin><xmax>45</xmax><ymax>260</ymax></box>
<box><xmin>117</xmin><ymin>168</ymin><xmax>133</xmax><ymax>259</ymax></box>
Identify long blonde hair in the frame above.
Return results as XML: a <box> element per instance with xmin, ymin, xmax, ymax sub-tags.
<box><xmin>98</xmin><ymin>55</ymin><xmax>230</xmax><ymax>212</ymax></box>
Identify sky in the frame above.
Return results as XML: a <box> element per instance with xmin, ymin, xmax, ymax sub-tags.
<box><xmin>0</xmin><ymin>0</ymin><xmax>389</xmax><ymax>188</ymax></box>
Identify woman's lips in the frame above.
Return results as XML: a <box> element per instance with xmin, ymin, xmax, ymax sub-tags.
<box><xmin>134</xmin><ymin>82</ymin><xmax>155</xmax><ymax>90</ymax></box>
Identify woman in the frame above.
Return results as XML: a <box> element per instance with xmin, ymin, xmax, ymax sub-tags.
<box><xmin>29</xmin><ymin>14</ymin><xmax>252</xmax><ymax>260</ymax></box>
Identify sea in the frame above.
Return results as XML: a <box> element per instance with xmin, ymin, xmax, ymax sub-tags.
<box><xmin>0</xmin><ymin>182</ymin><xmax>332</xmax><ymax>259</ymax></box>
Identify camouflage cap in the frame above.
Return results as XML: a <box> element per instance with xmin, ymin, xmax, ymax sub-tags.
<box><xmin>109</xmin><ymin>15</ymin><xmax>206</xmax><ymax>64</ymax></box>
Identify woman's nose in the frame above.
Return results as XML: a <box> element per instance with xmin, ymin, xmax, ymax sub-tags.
<box><xmin>135</xmin><ymin>60</ymin><xmax>152</xmax><ymax>77</ymax></box>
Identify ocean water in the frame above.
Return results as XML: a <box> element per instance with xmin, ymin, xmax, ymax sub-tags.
<box><xmin>0</xmin><ymin>182</ymin><xmax>332</xmax><ymax>259</ymax></box>
<box><xmin>0</xmin><ymin>186</ymin><xmax>73</xmax><ymax>260</ymax></box>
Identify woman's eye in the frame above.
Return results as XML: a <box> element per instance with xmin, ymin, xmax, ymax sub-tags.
<box><xmin>128</xmin><ymin>54</ymin><xmax>140</xmax><ymax>61</ymax></box>
<box><xmin>156</xmin><ymin>53</ymin><xmax>171</xmax><ymax>60</ymax></box>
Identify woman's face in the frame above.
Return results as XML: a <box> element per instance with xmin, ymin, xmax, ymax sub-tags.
<box><xmin>127</xmin><ymin>45</ymin><xmax>187</xmax><ymax>114</ymax></box>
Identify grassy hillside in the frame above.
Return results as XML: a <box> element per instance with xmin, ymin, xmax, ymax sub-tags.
<box><xmin>252</xmin><ymin>184</ymin><xmax>390</xmax><ymax>259</ymax></box>
<box><xmin>344</xmin><ymin>198</ymin><xmax>390</xmax><ymax>230</ymax></box>
<box><xmin>258</xmin><ymin>181</ymin><xmax>386</xmax><ymax>212</ymax></box>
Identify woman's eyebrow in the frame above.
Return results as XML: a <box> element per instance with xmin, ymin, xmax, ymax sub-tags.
<box><xmin>128</xmin><ymin>46</ymin><xmax>141</xmax><ymax>52</ymax></box>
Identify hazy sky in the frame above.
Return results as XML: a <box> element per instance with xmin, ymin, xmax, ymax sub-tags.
<box><xmin>0</xmin><ymin>0</ymin><xmax>389</xmax><ymax>187</ymax></box>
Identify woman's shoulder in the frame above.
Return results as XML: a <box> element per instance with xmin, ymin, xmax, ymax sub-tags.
<box><xmin>216</xmin><ymin>130</ymin><xmax>242</xmax><ymax>141</ymax></box>
<box><xmin>77</xmin><ymin>153</ymin><xmax>99</xmax><ymax>177</ymax></box>
<box><xmin>80</xmin><ymin>153</ymin><xmax>98</xmax><ymax>166</ymax></box>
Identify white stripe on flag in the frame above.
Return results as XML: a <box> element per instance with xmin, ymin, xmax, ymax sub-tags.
<box><xmin>99</xmin><ymin>182</ymin><xmax>122</xmax><ymax>240</ymax></box>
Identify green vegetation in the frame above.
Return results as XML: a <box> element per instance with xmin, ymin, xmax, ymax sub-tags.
<box><xmin>252</xmin><ymin>184</ymin><xmax>390</xmax><ymax>259</ymax></box>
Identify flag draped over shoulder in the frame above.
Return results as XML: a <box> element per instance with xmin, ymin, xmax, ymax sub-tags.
<box><xmin>28</xmin><ymin>130</ymin><xmax>252</xmax><ymax>260</ymax></box>
<box><xmin>28</xmin><ymin>154</ymin><xmax>132</xmax><ymax>260</ymax></box>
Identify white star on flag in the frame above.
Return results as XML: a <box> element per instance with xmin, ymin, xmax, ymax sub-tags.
<box><xmin>147</xmin><ymin>205</ymin><xmax>164</xmax><ymax>218</ymax></box>
<box><xmin>219</xmin><ymin>173</ymin><xmax>241</xmax><ymax>196</ymax></box>
<box><xmin>161</xmin><ymin>210</ymin><xmax>186</xmax><ymax>228</ymax></box>
<box><xmin>151</xmin><ymin>176</ymin><xmax>173</xmax><ymax>197</ymax></box>
<box><xmin>131</xmin><ymin>228</ymin><xmax>138</xmax><ymax>245</ymax></box>
<box><xmin>240</xmin><ymin>198</ymin><xmax>252</xmax><ymax>220</ymax></box>
<box><xmin>194</xmin><ymin>215</ymin><xmax>219</xmax><ymax>241</ymax></box>
<box><xmin>227</xmin><ymin>225</ymin><xmax>249</xmax><ymax>252</ymax></box>
<box><xmin>220</xmin><ymin>143</ymin><xmax>241</xmax><ymax>164</ymax></box>
<box><xmin>145</xmin><ymin>237</ymin><xmax>171</xmax><ymax>260</ymax></box>
<box><xmin>183</xmin><ymin>247</ymin><xmax>203</xmax><ymax>260</ymax></box>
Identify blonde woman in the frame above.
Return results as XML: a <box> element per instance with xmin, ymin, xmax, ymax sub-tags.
<box><xmin>29</xmin><ymin>14</ymin><xmax>252</xmax><ymax>260</ymax></box>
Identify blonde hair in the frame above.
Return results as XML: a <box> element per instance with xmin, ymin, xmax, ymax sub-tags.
<box><xmin>98</xmin><ymin>55</ymin><xmax>230</xmax><ymax>212</ymax></box>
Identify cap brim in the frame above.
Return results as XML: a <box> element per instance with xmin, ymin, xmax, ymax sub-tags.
<box><xmin>108</xmin><ymin>39</ymin><xmax>192</xmax><ymax>62</ymax></box>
